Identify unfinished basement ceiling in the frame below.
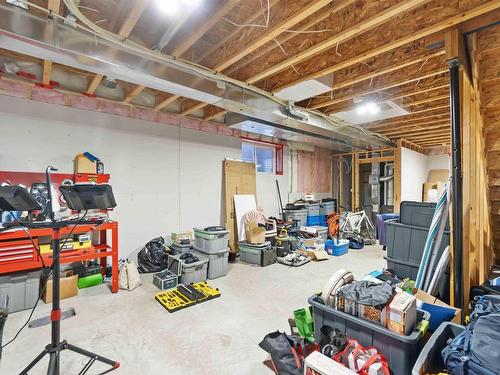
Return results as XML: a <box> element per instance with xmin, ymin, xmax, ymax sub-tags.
<box><xmin>0</xmin><ymin>0</ymin><xmax>498</xmax><ymax>150</ymax></box>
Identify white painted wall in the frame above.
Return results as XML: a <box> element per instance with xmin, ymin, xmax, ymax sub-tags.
<box><xmin>401</xmin><ymin>147</ymin><xmax>428</xmax><ymax>202</ymax></box>
<box><xmin>0</xmin><ymin>96</ymin><xmax>289</xmax><ymax>257</ymax></box>
<box><xmin>427</xmin><ymin>154</ymin><xmax>450</xmax><ymax>176</ymax></box>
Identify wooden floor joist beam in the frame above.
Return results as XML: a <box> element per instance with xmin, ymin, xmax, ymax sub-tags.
<box><xmin>123</xmin><ymin>85</ymin><xmax>146</xmax><ymax>104</ymax></box>
<box><xmin>155</xmin><ymin>95</ymin><xmax>179</xmax><ymax>111</ymax></box>
<box><xmin>42</xmin><ymin>60</ymin><xmax>53</xmax><ymax>86</ymax></box>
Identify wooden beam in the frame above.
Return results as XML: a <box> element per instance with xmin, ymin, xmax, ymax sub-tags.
<box><xmin>42</xmin><ymin>60</ymin><xmax>53</xmax><ymax>86</ymax></box>
<box><xmin>278</xmin><ymin>0</ymin><xmax>500</xmax><ymax>91</ymax></box>
<box><xmin>403</xmin><ymin>94</ymin><xmax>449</xmax><ymax>107</ymax></box>
<box><xmin>204</xmin><ymin>109</ymin><xmax>227</xmax><ymax>121</ymax></box>
<box><xmin>331</xmin><ymin>50</ymin><xmax>445</xmax><ymax>92</ymax></box>
<box><xmin>86</xmin><ymin>74</ymin><xmax>103</xmax><ymax>95</ymax></box>
<box><xmin>180</xmin><ymin>102</ymin><xmax>206</xmax><ymax>116</ymax></box>
<box><xmin>391</xmin><ymin>83</ymin><xmax>450</xmax><ymax>101</ymax></box>
<box><xmin>214</xmin><ymin>0</ymin><xmax>337</xmax><ymax>72</ymax></box>
<box><xmin>171</xmin><ymin>0</ymin><xmax>240</xmax><ymax>57</ymax></box>
<box><xmin>358</xmin><ymin>156</ymin><xmax>394</xmax><ymax>164</ymax></box>
<box><xmin>445</xmin><ymin>28</ymin><xmax>471</xmax><ymax>80</ymax></box>
<box><xmin>47</xmin><ymin>0</ymin><xmax>61</xmax><ymax>15</ymax></box>
<box><xmin>394</xmin><ymin>140</ymin><xmax>402</xmax><ymax>212</ymax></box>
<box><xmin>248</xmin><ymin>0</ymin><xmax>429</xmax><ymax>84</ymax></box>
<box><xmin>155</xmin><ymin>95</ymin><xmax>178</xmax><ymax>111</ymax></box>
<box><xmin>224</xmin><ymin>0</ymin><xmax>356</xmax><ymax>76</ymax></box>
<box><xmin>315</xmin><ymin>69</ymin><xmax>448</xmax><ymax>110</ymax></box>
<box><xmin>383</xmin><ymin>124</ymin><xmax>450</xmax><ymax>137</ymax></box>
<box><xmin>86</xmin><ymin>1</ymin><xmax>149</xmax><ymax>95</ymax></box>
<box><xmin>369</xmin><ymin>116</ymin><xmax>450</xmax><ymax>130</ymax></box>
<box><xmin>123</xmin><ymin>85</ymin><xmax>145</xmax><ymax>104</ymax></box>
<box><xmin>118</xmin><ymin>0</ymin><xmax>150</xmax><ymax>38</ymax></box>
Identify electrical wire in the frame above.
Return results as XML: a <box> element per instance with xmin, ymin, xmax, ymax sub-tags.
<box><xmin>1</xmin><ymin>210</ymin><xmax>89</xmax><ymax>349</ymax></box>
<box><xmin>8</xmin><ymin>212</ymin><xmax>46</xmax><ymax>269</ymax></box>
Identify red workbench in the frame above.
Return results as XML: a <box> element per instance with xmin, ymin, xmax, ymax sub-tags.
<box><xmin>0</xmin><ymin>221</ymin><xmax>119</xmax><ymax>293</ymax></box>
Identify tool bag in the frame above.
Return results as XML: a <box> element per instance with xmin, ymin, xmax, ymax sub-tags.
<box><xmin>259</xmin><ymin>331</ymin><xmax>318</xmax><ymax>375</ymax></box>
<box><xmin>333</xmin><ymin>338</ymin><xmax>390</xmax><ymax>375</ymax></box>
<box><xmin>441</xmin><ymin>296</ymin><xmax>500</xmax><ymax>374</ymax></box>
<box><xmin>119</xmin><ymin>261</ymin><xmax>142</xmax><ymax>291</ymax></box>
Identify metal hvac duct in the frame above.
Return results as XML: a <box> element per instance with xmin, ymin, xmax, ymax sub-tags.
<box><xmin>0</xmin><ymin>5</ymin><xmax>393</xmax><ymax>151</ymax></box>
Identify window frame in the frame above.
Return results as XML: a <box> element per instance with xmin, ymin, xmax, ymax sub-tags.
<box><xmin>241</xmin><ymin>139</ymin><xmax>284</xmax><ymax>176</ymax></box>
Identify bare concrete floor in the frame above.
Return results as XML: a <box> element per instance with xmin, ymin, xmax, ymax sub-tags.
<box><xmin>1</xmin><ymin>245</ymin><xmax>385</xmax><ymax>375</ymax></box>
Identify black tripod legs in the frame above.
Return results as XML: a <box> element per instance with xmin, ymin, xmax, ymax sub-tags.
<box><xmin>18</xmin><ymin>340</ymin><xmax>119</xmax><ymax>375</ymax></box>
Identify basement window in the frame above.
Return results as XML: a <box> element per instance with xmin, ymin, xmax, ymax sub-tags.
<box><xmin>242</xmin><ymin>142</ymin><xmax>283</xmax><ymax>175</ymax></box>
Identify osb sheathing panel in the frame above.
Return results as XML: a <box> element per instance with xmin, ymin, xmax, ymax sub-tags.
<box><xmin>229</xmin><ymin>0</ymin><xmax>395</xmax><ymax>79</ymax></box>
<box><xmin>241</xmin><ymin>0</ymin><xmax>487</xmax><ymax>88</ymax></box>
<box><xmin>297</xmin><ymin>147</ymin><xmax>332</xmax><ymax>193</ymax></box>
<box><xmin>201</xmin><ymin>0</ymin><xmax>332</xmax><ymax>70</ymax></box>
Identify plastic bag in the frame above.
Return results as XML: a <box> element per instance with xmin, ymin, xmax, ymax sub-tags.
<box><xmin>337</xmin><ymin>281</ymin><xmax>395</xmax><ymax>308</ymax></box>
<box><xmin>119</xmin><ymin>261</ymin><xmax>142</xmax><ymax>291</ymax></box>
<box><xmin>137</xmin><ymin>237</ymin><xmax>167</xmax><ymax>273</ymax></box>
<box><xmin>319</xmin><ymin>326</ymin><xmax>347</xmax><ymax>357</ymax></box>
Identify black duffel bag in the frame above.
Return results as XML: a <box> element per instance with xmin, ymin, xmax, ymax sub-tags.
<box><xmin>137</xmin><ymin>237</ymin><xmax>167</xmax><ymax>273</ymax></box>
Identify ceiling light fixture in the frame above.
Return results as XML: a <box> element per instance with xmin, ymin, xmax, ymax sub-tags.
<box><xmin>155</xmin><ymin>0</ymin><xmax>202</xmax><ymax>16</ymax></box>
<box><xmin>356</xmin><ymin>101</ymin><xmax>380</xmax><ymax>116</ymax></box>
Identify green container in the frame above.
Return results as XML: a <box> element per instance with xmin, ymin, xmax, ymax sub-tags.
<box><xmin>78</xmin><ymin>273</ymin><xmax>103</xmax><ymax>289</ymax></box>
<box><xmin>293</xmin><ymin>307</ymin><xmax>315</xmax><ymax>342</ymax></box>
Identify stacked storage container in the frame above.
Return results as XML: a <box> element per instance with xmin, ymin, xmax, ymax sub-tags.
<box><xmin>320</xmin><ymin>199</ymin><xmax>337</xmax><ymax>226</ymax></box>
<box><xmin>0</xmin><ymin>270</ymin><xmax>41</xmax><ymax>313</ymax></box>
<box><xmin>193</xmin><ymin>227</ymin><xmax>230</xmax><ymax>279</ymax></box>
<box><xmin>167</xmin><ymin>252</ymin><xmax>209</xmax><ymax>284</ymax></box>
<box><xmin>384</xmin><ymin>201</ymin><xmax>450</xmax><ymax>300</ymax></box>
<box><xmin>284</xmin><ymin>208</ymin><xmax>308</xmax><ymax>227</ymax></box>
<box><xmin>306</xmin><ymin>202</ymin><xmax>321</xmax><ymax>226</ymax></box>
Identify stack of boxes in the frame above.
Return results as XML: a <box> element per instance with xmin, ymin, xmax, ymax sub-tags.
<box><xmin>192</xmin><ymin>227</ymin><xmax>230</xmax><ymax>279</ymax></box>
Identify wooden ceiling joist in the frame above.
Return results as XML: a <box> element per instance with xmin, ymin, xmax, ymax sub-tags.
<box><xmin>213</xmin><ymin>0</ymin><xmax>336</xmax><ymax>73</ymax></box>
<box><xmin>382</xmin><ymin>123</ymin><xmax>450</xmax><ymax>137</ymax></box>
<box><xmin>247</xmin><ymin>0</ymin><xmax>430</xmax><ymax>84</ymax></box>
<box><xmin>276</xmin><ymin>0</ymin><xmax>499</xmax><ymax>96</ymax></box>
<box><xmin>224</xmin><ymin>0</ymin><xmax>356</xmax><ymax>76</ymax></box>
<box><xmin>330</xmin><ymin>50</ymin><xmax>445</xmax><ymax>92</ymax></box>
<box><xmin>47</xmin><ymin>0</ymin><xmax>61</xmax><ymax>15</ymax></box>
<box><xmin>391</xmin><ymin>83</ymin><xmax>450</xmax><ymax>101</ymax></box>
<box><xmin>370</xmin><ymin>117</ymin><xmax>450</xmax><ymax>131</ymax></box>
<box><xmin>155</xmin><ymin>95</ymin><xmax>178</xmax><ymax>111</ymax></box>
<box><xmin>367</xmin><ymin>111</ymin><xmax>450</xmax><ymax>129</ymax></box>
<box><xmin>204</xmin><ymin>109</ymin><xmax>227</xmax><ymax>121</ymax></box>
<box><xmin>316</xmin><ymin>69</ymin><xmax>448</xmax><ymax>110</ymax></box>
<box><xmin>170</xmin><ymin>0</ymin><xmax>240</xmax><ymax>58</ymax></box>
<box><xmin>180</xmin><ymin>102</ymin><xmax>207</xmax><ymax>116</ymax></box>
<box><xmin>403</xmin><ymin>94</ymin><xmax>449</xmax><ymax>107</ymax></box>
<box><xmin>85</xmin><ymin>1</ymin><xmax>149</xmax><ymax>95</ymax></box>
<box><xmin>123</xmin><ymin>85</ymin><xmax>146</xmax><ymax>104</ymax></box>
<box><xmin>42</xmin><ymin>60</ymin><xmax>53</xmax><ymax>86</ymax></box>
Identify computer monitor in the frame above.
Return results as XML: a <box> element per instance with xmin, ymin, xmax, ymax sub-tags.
<box><xmin>59</xmin><ymin>184</ymin><xmax>117</xmax><ymax>211</ymax></box>
<box><xmin>0</xmin><ymin>185</ymin><xmax>41</xmax><ymax>212</ymax></box>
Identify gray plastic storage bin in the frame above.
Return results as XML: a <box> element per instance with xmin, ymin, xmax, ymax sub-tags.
<box><xmin>167</xmin><ymin>252</ymin><xmax>208</xmax><ymax>285</ymax></box>
<box><xmin>194</xmin><ymin>228</ymin><xmax>229</xmax><ymax>254</ymax></box>
<box><xmin>320</xmin><ymin>201</ymin><xmax>336</xmax><ymax>216</ymax></box>
<box><xmin>239</xmin><ymin>241</ymin><xmax>272</xmax><ymax>266</ymax></box>
<box><xmin>193</xmin><ymin>248</ymin><xmax>229</xmax><ymax>279</ymax></box>
<box><xmin>400</xmin><ymin>201</ymin><xmax>449</xmax><ymax>229</ymax></box>
<box><xmin>385</xmin><ymin>223</ymin><xmax>450</xmax><ymax>265</ymax></box>
<box><xmin>284</xmin><ymin>209</ymin><xmax>308</xmax><ymax>227</ymax></box>
<box><xmin>412</xmin><ymin>322</ymin><xmax>465</xmax><ymax>375</ymax></box>
<box><xmin>0</xmin><ymin>270</ymin><xmax>41</xmax><ymax>313</ymax></box>
<box><xmin>170</xmin><ymin>243</ymin><xmax>192</xmax><ymax>253</ymax></box>
<box><xmin>309</xmin><ymin>295</ymin><xmax>430</xmax><ymax>375</ymax></box>
<box><xmin>307</xmin><ymin>203</ymin><xmax>320</xmax><ymax>216</ymax></box>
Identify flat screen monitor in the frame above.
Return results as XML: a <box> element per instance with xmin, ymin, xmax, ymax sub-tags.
<box><xmin>0</xmin><ymin>185</ymin><xmax>41</xmax><ymax>212</ymax></box>
<box><xmin>59</xmin><ymin>184</ymin><xmax>116</xmax><ymax>211</ymax></box>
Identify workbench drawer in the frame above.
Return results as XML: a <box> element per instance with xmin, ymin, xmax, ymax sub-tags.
<box><xmin>0</xmin><ymin>239</ymin><xmax>39</xmax><ymax>264</ymax></box>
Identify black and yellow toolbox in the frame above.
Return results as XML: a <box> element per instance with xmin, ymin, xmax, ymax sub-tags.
<box><xmin>155</xmin><ymin>282</ymin><xmax>220</xmax><ymax>313</ymax></box>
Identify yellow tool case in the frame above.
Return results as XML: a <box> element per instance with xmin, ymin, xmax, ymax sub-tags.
<box><xmin>155</xmin><ymin>282</ymin><xmax>220</xmax><ymax>313</ymax></box>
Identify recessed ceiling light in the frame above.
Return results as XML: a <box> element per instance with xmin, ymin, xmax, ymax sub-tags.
<box><xmin>356</xmin><ymin>101</ymin><xmax>380</xmax><ymax>115</ymax></box>
<box><xmin>155</xmin><ymin>0</ymin><xmax>201</xmax><ymax>16</ymax></box>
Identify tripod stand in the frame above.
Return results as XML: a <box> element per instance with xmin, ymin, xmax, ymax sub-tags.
<box><xmin>0</xmin><ymin>167</ymin><xmax>119</xmax><ymax>375</ymax></box>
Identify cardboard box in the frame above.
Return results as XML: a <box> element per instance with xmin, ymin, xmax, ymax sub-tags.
<box><xmin>74</xmin><ymin>154</ymin><xmax>96</xmax><ymax>174</ymax></box>
<box><xmin>427</xmin><ymin>169</ymin><xmax>449</xmax><ymax>182</ymax></box>
<box><xmin>387</xmin><ymin>292</ymin><xmax>417</xmax><ymax>335</ymax></box>
<box><xmin>415</xmin><ymin>289</ymin><xmax>461</xmax><ymax>330</ymax></box>
<box><xmin>244</xmin><ymin>221</ymin><xmax>266</xmax><ymax>244</ymax></box>
<box><xmin>43</xmin><ymin>274</ymin><xmax>78</xmax><ymax>303</ymax></box>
